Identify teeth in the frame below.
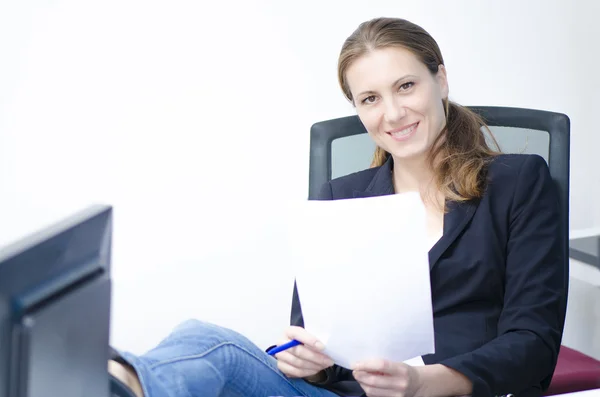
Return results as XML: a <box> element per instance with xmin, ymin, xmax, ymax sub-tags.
<box><xmin>391</xmin><ymin>124</ymin><xmax>417</xmax><ymax>137</ymax></box>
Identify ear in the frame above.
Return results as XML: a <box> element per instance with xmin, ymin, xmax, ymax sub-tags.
<box><xmin>436</xmin><ymin>64</ymin><xmax>449</xmax><ymax>99</ymax></box>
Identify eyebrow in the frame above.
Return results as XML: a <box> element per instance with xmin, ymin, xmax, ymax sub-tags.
<box><xmin>357</xmin><ymin>74</ymin><xmax>418</xmax><ymax>97</ymax></box>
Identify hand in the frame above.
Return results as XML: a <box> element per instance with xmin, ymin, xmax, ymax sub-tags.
<box><xmin>274</xmin><ymin>326</ymin><xmax>334</xmax><ymax>379</ymax></box>
<box><xmin>352</xmin><ymin>359</ymin><xmax>421</xmax><ymax>397</ymax></box>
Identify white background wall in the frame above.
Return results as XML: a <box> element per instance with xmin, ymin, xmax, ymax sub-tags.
<box><xmin>1</xmin><ymin>0</ymin><xmax>599</xmax><ymax>355</ymax></box>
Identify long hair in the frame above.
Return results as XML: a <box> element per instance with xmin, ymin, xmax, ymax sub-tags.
<box><xmin>337</xmin><ymin>17</ymin><xmax>500</xmax><ymax>203</ymax></box>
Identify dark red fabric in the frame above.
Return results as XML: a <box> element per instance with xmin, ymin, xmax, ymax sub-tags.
<box><xmin>546</xmin><ymin>346</ymin><xmax>600</xmax><ymax>395</ymax></box>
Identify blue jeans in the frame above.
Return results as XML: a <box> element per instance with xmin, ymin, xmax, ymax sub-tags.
<box><xmin>118</xmin><ymin>319</ymin><xmax>342</xmax><ymax>397</ymax></box>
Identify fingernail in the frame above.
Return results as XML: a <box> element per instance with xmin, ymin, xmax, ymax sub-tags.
<box><xmin>315</xmin><ymin>341</ymin><xmax>325</xmax><ymax>350</ymax></box>
<box><xmin>325</xmin><ymin>359</ymin><xmax>334</xmax><ymax>366</ymax></box>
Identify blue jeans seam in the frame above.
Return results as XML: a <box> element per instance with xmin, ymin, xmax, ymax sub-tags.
<box><xmin>149</xmin><ymin>341</ymin><xmax>314</xmax><ymax>397</ymax></box>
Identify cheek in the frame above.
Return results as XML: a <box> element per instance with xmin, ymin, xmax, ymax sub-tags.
<box><xmin>428</xmin><ymin>99</ymin><xmax>446</xmax><ymax>130</ymax></box>
<box><xmin>408</xmin><ymin>91</ymin><xmax>434</xmax><ymax>116</ymax></box>
<box><xmin>411</xmin><ymin>92</ymin><xmax>445</xmax><ymax>131</ymax></box>
<box><xmin>357</xmin><ymin>108</ymin><xmax>382</xmax><ymax>135</ymax></box>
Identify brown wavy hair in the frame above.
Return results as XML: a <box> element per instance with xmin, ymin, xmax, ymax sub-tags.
<box><xmin>338</xmin><ymin>17</ymin><xmax>501</xmax><ymax>203</ymax></box>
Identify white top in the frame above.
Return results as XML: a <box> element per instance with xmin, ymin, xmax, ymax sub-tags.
<box><xmin>429</xmin><ymin>229</ymin><xmax>443</xmax><ymax>250</ymax></box>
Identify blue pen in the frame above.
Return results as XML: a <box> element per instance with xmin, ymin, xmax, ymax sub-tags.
<box><xmin>267</xmin><ymin>339</ymin><xmax>302</xmax><ymax>356</ymax></box>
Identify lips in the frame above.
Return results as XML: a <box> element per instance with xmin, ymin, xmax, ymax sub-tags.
<box><xmin>387</xmin><ymin>122</ymin><xmax>419</xmax><ymax>141</ymax></box>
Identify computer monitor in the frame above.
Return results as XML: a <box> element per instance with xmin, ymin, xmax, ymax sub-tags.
<box><xmin>0</xmin><ymin>205</ymin><xmax>113</xmax><ymax>397</ymax></box>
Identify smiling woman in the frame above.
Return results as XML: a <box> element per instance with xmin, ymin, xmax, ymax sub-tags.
<box><xmin>345</xmin><ymin>47</ymin><xmax>449</xmax><ymax>161</ymax></box>
<box><xmin>108</xmin><ymin>16</ymin><xmax>565</xmax><ymax>397</ymax></box>
<box><xmin>337</xmin><ymin>18</ymin><xmax>501</xmax><ymax>208</ymax></box>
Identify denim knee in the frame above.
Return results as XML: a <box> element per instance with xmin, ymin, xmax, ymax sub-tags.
<box><xmin>172</xmin><ymin>318</ymin><xmax>209</xmax><ymax>334</ymax></box>
<box><xmin>167</xmin><ymin>319</ymin><xmax>257</xmax><ymax>352</ymax></box>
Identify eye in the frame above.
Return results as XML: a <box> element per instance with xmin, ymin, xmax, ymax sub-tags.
<box><xmin>361</xmin><ymin>95</ymin><xmax>377</xmax><ymax>104</ymax></box>
<box><xmin>399</xmin><ymin>82</ymin><xmax>414</xmax><ymax>91</ymax></box>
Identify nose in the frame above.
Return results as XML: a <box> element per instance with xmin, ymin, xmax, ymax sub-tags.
<box><xmin>383</xmin><ymin>97</ymin><xmax>406</xmax><ymax>125</ymax></box>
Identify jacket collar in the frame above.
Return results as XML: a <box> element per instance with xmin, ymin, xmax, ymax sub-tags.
<box><xmin>352</xmin><ymin>155</ymin><xmax>478</xmax><ymax>271</ymax></box>
<box><xmin>352</xmin><ymin>155</ymin><xmax>396</xmax><ymax>198</ymax></box>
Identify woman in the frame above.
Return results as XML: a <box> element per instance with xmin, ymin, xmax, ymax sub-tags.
<box><xmin>109</xmin><ymin>17</ymin><xmax>566</xmax><ymax>397</ymax></box>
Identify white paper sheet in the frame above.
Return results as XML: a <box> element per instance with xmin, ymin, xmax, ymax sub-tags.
<box><xmin>286</xmin><ymin>192</ymin><xmax>434</xmax><ymax>369</ymax></box>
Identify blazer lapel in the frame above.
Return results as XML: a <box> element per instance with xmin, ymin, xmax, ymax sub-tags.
<box><xmin>428</xmin><ymin>199</ymin><xmax>478</xmax><ymax>271</ymax></box>
<box><xmin>353</xmin><ymin>155</ymin><xmax>395</xmax><ymax>198</ymax></box>
<box><xmin>351</xmin><ymin>155</ymin><xmax>479</xmax><ymax>271</ymax></box>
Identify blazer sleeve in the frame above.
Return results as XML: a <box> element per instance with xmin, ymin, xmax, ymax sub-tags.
<box><xmin>289</xmin><ymin>181</ymin><xmax>356</xmax><ymax>385</ymax></box>
<box><xmin>438</xmin><ymin>155</ymin><xmax>566</xmax><ymax>397</ymax></box>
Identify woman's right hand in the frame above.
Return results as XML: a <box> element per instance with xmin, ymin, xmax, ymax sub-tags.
<box><xmin>274</xmin><ymin>326</ymin><xmax>335</xmax><ymax>380</ymax></box>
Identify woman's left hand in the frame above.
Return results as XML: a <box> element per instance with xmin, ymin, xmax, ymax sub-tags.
<box><xmin>352</xmin><ymin>359</ymin><xmax>422</xmax><ymax>397</ymax></box>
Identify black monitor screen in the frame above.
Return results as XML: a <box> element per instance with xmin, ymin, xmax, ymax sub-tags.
<box><xmin>0</xmin><ymin>205</ymin><xmax>112</xmax><ymax>397</ymax></box>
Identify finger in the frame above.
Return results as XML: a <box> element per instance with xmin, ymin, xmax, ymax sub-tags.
<box><xmin>276</xmin><ymin>350</ymin><xmax>324</xmax><ymax>372</ymax></box>
<box><xmin>272</xmin><ymin>339</ymin><xmax>333</xmax><ymax>371</ymax></box>
<box><xmin>356</xmin><ymin>383</ymin><xmax>400</xmax><ymax>397</ymax></box>
<box><xmin>284</xmin><ymin>326</ymin><xmax>326</xmax><ymax>351</ymax></box>
<box><xmin>353</xmin><ymin>359</ymin><xmax>407</xmax><ymax>376</ymax></box>
<box><xmin>353</xmin><ymin>370</ymin><xmax>409</xmax><ymax>391</ymax></box>
<box><xmin>276</xmin><ymin>359</ymin><xmax>316</xmax><ymax>379</ymax></box>
<box><xmin>274</xmin><ymin>337</ymin><xmax>332</xmax><ymax>365</ymax></box>
<box><xmin>286</xmin><ymin>345</ymin><xmax>334</xmax><ymax>368</ymax></box>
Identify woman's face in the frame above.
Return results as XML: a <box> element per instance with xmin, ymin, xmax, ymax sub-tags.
<box><xmin>345</xmin><ymin>46</ymin><xmax>449</xmax><ymax>163</ymax></box>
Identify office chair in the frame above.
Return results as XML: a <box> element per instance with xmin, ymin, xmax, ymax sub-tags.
<box><xmin>308</xmin><ymin>106</ymin><xmax>600</xmax><ymax>395</ymax></box>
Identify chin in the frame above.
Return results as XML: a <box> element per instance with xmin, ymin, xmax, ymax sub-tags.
<box><xmin>386</xmin><ymin>145</ymin><xmax>430</xmax><ymax>162</ymax></box>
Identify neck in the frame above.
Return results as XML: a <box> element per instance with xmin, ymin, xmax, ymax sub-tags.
<box><xmin>391</xmin><ymin>154</ymin><xmax>435</xmax><ymax>195</ymax></box>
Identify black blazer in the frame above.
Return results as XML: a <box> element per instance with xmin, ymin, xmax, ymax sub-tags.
<box><xmin>291</xmin><ymin>153</ymin><xmax>566</xmax><ymax>397</ymax></box>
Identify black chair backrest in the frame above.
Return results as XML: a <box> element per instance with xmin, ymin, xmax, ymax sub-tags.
<box><xmin>308</xmin><ymin>105</ymin><xmax>571</xmax><ymax>327</ymax></box>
